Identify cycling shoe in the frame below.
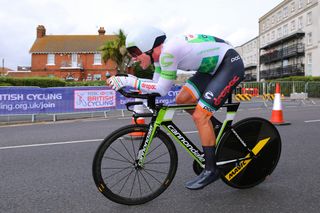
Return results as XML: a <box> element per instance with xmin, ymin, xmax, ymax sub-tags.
<box><xmin>185</xmin><ymin>169</ymin><xmax>220</xmax><ymax>190</ymax></box>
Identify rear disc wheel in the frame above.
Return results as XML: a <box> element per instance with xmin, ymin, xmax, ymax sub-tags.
<box><xmin>216</xmin><ymin>117</ymin><xmax>281</xmax><ymax>189</ymax></box>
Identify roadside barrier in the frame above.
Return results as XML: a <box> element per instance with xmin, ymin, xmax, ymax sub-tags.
<box><xmin>241</xmin><ymin>87</ymin><xmax>259</xmax><ymax>96</ymax></box>
<box><xmin>235</xmin><ymin>94</ymin><xmax>252</xmax><ymax>101</ymax></box>
<box><xmin>262</xmin><ymin>94</ymin><xmax>275</xmax><ymax>101</ymax></box>
<box><xmin>0</xmin><ymin>86</ymin><xmax>180</xmax><ymax>116</ymax></box>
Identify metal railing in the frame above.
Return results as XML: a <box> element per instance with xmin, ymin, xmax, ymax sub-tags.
<box><xmin>260</xmin><ymin>64</ymin><xmax>304</xmax><ymax>79</ymax></box>
<box><xmin>260</xmin><ymin>43</ymin><xmax>304</xmax><ymax>64</ymax></box>
<box><xmin>60</xmin><ymin>61</ymin><xmax>84</xmax><ymax>69</ymax></box>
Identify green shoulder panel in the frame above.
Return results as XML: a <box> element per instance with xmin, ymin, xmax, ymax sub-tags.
<box><xmin>198</xmin><ymin>56</ymin><xmax>219</xmax><ymax>73</ymax></box>
<box><xmin>186</xmin><ymin>34</ymin><xmax>216</xmax><ymax>43</ymax></box>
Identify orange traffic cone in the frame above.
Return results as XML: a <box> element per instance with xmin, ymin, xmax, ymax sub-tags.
<box><xmin>129</xmin><ymin>99</ymin><xmax>145</xmax><ymax>137</ymax></box>
<box><xmin>270</xmin><ymin>83</ymin><xmax>290</xmax><ymax>125</ymax></box>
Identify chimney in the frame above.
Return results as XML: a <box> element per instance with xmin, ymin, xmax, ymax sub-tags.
<box><xmin>98</xmin><ymin>27</ymin><xmax>106</xmax><ymax>35</ymax></box>
<box><xmin>37</xmin><ymin>25</ymin><xmax>46</xmax><ymax>38</ymax></box>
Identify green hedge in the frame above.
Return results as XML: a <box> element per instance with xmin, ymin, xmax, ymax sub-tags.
<box><xmin>273</xmin><ymin>76</ymin><xmax>320</xmax><ymax>82</ymax></box>
<box><xmin>0</xmin><ymin>77</ymin><xmax>107</xmax><ymax>88</ymax></box>
<box><xmin>0</xmin><ymin>82</ymin><xmax>12</xmax><ymax>86</ymax></box>
<box><xmin>0</xmin><ymin>77</ymin><xmax>66</xmax><ymax>87</ymax></box>
<box><xmin>65</xmin><ymin>80</ymin><xmax>106</xmax><ymax>87</ymax></box>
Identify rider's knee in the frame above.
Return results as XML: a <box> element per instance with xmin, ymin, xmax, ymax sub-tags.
<box><xmin>192</xmin><ymin>106</ymin><xmax>211</xmax><ymax>125</ymax></box>
<box><xmin>176</xmin><ymin>87</ymin><xmax>197</xmax><ymax>104</ymax></box>
<box><xmin>175</xmin><ymin>95</ymin><xmax>185</xmax><ymax>105</ymax></box>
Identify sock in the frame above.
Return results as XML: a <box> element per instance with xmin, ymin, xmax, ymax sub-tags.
<box><xmin>203</xmin><ymin>146</ymin><xmax>217</xmax><ymax>171</ymax></box>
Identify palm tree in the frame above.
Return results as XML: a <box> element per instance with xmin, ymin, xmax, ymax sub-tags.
<box><xmin>100</xmin><ymin>29</ymin><xmax>131</xmax><ymax>74</ymax></box>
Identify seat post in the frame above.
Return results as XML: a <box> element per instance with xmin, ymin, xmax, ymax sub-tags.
<box><xmin>227</xmin><ymin>93</ymin><xmax>233</xmax><ymax>104</ymax></box>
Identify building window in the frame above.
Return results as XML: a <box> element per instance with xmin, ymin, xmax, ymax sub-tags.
<box><xmin>307</xmin><ymin>0</ymin><xmax>312</xmax><ymax>5</ymax></box>
<box><xmin>298</xmin><ymin>16</ymin><xmax>303</xmax><ymax>29</ymax></box>
<box><xmin>307</xmin><ymin>53</ymin><xmax>312</xmax><ymax>64</ymax></box>
<box><xmin>271</xmin><ymin>31</ymin><xmax>275</xmax><ymax>40</ymax></box>
<box><xmin>298</xmin><ymin>0</ymin><xmax>303</xmax><ymax>9</ymax></box>
<box><xmin>266</xmin><ymin>33</ymin><xmax>270</xmax><ymax>43</ymax></box>
<box><xmin>271</xmin><ymin>15</ymin><xmax>275</xmax><ymax>24</ymax></box>
<box><xmin>277</xmin><ymin>27</ymin><xmax>282</xmax><ymax>38</ymax></box>
<box><xmin>277</xmin><ymin>11</ymin><xmax>282</xmax><ymax>23</ymax></box>
<box><xmin>93</xmin><ymin>74</ymin><xmax>102</xmax><ymax>80</ymax></box>
<box><xmin>47</xmin><ymin>54</ymin><xmax>55</xmax><ymax>65</ymax></box>
<box><xmin>283</xmin><ymin>24</ymin><xmax>288</xmax><ymax>36</ymax></box>
<box><xmin>71</xmin><ymin>53</ymin><xmax>78</xmax><ymax>67</ymax></box>
<box><xmin>291</xmin><ymin>20</ymin><xmax>296</xmax><ymax>31</ymax></box>
<box><xmin>307</xmin><ymin>32</ymin><xmax>312</xmax><ymax>45</ymax></box>
<box><xmin>283</xmin><ymin>7</ymin><xmax>288</xmax><ymax>18</ymax></box>
<box><xmin>307</xmin><ymin>12</ymin><xmax>312</xmax><ymax>25</ymax></box>
<box><xmin>94</xmin><ymin>53</ymin><xmax>102</xmax><ymax>65</ymax></box>
<box><xmin>291</xmin><ymin>2</ymin><xmax>296</xmax><ymax>12</ymax></box>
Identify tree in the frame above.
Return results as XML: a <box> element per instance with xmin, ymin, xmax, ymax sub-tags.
<box><xmin>100</xmin><ymin>29</ymin><xmax>131</xmax><ymax>74</ymax></box>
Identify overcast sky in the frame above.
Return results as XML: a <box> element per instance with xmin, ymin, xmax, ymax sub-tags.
<box><xmin>0</xmin><ymin>0</ymin><xmax>282</xmax><ymax>70</ymax></box>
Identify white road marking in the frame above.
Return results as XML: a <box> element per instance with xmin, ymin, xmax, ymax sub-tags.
<box><xmin>0</xmin><ymin>139</ymin><xmax>102</xmax><ymax>150</ymax></box>
<box><xmin>304</xmin><ymin>119</ymin><xmax>320</xmax><ymax>123</ymax></box>
<box><xmin>117</xmin><ymin>117</ymin><xmax>132</xmax><ymax>120</ymax></box>
<box><xmin>0</xmin><ymin>131</ymin><xmax>198</xmax><ymax>150</ymax></box>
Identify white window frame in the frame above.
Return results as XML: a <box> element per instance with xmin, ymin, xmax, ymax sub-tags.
<box><xmin>277</xmin><ymin>27</ymin><xmax>282</xmax><ymax>38</ymax></box>
<box><xmin>307</xmin><ymin>32</ymin><xmax>312</xmax><ymax>45</ymax></box>
<box><xmin>298</xmin><ymin>0</ymin><xmax>303</xmax><ymax>9</ymax></box>
<box><xmin>298</xmin><ymin>16</ymin><xmax>303</xmax><ymax>29</ymax></box>
<box><xmin>291</xmin><ymin>20</ymin><xmax>296</xmax><ymax>31</ymax></box>
<box><xmin>72</xmin><ymin>53</ymin><xmax>78</xmax><ymax>67</ymax></box>
<box><xmin>283</xmin><ymin>6</ymin><xmax>288</xmax><ymax>18</ymax></box>
<box><xmin>291</xmin><ymin>2</ymin><xmax>296</xmax><ymax>12</ymax></box>
<box><xmin>47</xmin><ymin>54</ymin><xmax>55</xmax><ymax>65</ymax></box>
<box><xmin>93</xmin><ymin>53</ymin><xmax>102</xmax><ymax>65</ymax></box>
<box><xmin>271</xmin><ymin>31</ymin><xmax>275</xmax><ymax>41</ymax></box>
<box><xmin>307</xmin><ymin>53</ymin><xmax>312</xmax><ymax>65</ymax></box>
<box><xmin>283</xmin><ymin>24</ymin><xmax>288</xmax><ymax>36</ymax></box>
<box><xmin>277</xmin><ymin>11</ymin><xmax>282</xmax><ymax>23</ymax></box>
<box><xmin>93</xmin><ymin>74</ymin><xmax>102</xmax><ymax>80</ymax></box>
<box><xmin>307</xmin><ymin>12</ymin><xmax>312</xmax><ymax>25</ymax></box>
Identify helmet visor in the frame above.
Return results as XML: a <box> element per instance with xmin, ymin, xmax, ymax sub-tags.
<box><xmin>127</xmin><ymin>46</ymin><xmax>143</xmax><ymax>57</ymax></box>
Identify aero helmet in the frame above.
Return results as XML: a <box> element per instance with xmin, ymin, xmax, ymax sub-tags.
<box><xmin>126</xmin><ymin>26</ymin><xmax>166</xmax><ymax>57</ymax></box>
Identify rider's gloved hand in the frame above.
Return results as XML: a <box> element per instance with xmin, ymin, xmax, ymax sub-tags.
<box><xmin>127</xmin><ymin>74</ymin><xmax>138</xmax><ymax>80</ymax></box>
<box><xmin>108</xmin><ymin>75</ymin><xmax>138</xmax><ymax>91</ymax></box>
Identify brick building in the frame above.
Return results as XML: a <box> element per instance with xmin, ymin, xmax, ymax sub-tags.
<box><xmin>28</xmin><ymin>25</ymin><xmax>118</xmax><ymax>81</ymax></box>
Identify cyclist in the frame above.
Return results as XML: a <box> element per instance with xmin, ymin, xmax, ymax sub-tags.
<box><xmin>108</xmin><ymin>26</ymin><xmax>245</xmax><ymax>190</ymax></box>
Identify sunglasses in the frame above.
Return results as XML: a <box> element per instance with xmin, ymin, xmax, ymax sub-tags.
<box><xmin>127</xmin><ymin>46</ymin><xmax>143</xmax><ymax>57</ymax></box>
<box><xmin>127</xmin><ymin>46</ymin><xmax>153</xmax><ymax>58</ymax></box>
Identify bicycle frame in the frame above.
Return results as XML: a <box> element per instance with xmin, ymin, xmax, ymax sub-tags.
<box><xmin>136</xmin><ymin>102</ymin><xmax>240</xmax><ymax>168</ymax></box>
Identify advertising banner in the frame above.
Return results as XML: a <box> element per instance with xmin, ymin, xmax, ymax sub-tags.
<box><xmin>0</xmin><ymin>86</ymin><xmax>181</xmax><ymax>115</ymax></box>
<box><xmin>74</xmin><ymin>90</ymin><xmax>116</xmax><ymax>110</ymax></box>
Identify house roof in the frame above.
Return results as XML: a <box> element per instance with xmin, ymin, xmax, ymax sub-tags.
<box><xmin>29</xmin><ymin>35</ymin><xmax>118</xmax><ymax>54</ymax></box>
<box><xmin>0</xmin><ymin>67</ymin><xmax>14</xmax><ymax>72</ymax></box>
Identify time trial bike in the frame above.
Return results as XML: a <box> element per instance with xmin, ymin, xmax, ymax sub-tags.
<box><xmin>92</xmin><ymin>89</ymin><xmax>281</xmax><ymax>205</ymax></box>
